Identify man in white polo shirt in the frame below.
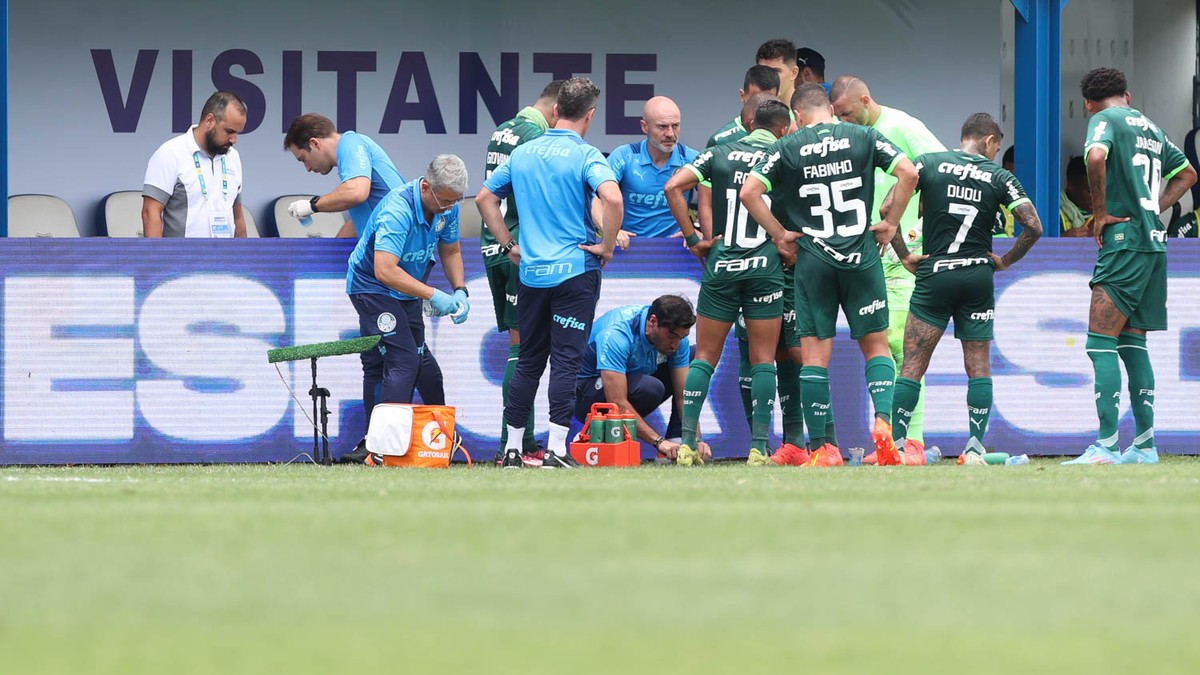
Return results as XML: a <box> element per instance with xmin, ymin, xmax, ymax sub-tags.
<box><xmin>142</xmin><ymin>91</ymin><xmax>248</xmax><ymax>237</ymax></box>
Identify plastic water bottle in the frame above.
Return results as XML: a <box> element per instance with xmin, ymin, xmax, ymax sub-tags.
<box><xmin>299</xmin><ymin>215</ymin><xmax>313</xmax><ymax>227</ymax></box>
<box><xmin>924</xmin><ymin>445</ymin><xmax>943</xmax><ymax>464</ymax></box>
<box><xmin>1006</xmin><ymin>454</ymin><xmax>1030</xmax><ymax>466</ymax></box>
<box><xmin>848</xmin><ymin>447</ymin><xmax>865</xmax><ymax>465</ymax></box>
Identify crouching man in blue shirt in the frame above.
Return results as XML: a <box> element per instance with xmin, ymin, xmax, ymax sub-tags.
<box><xmin>342</xmin><ymin>154</ymin><xmax>470</xmax><ymax>462</ymax></box>
<box><xmin>574</xmin><ymin>295</ymin><xmax>709</xmax><ymax>463</ymax></box>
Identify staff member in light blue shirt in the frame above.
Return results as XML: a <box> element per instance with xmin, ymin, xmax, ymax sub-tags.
<box><xmin>346</xmin><ymin>155</ymin><xmax>469</xmax><ymax>447</ymax></box>
<box><xmin>607</xmin><ymin>96</ymin><xmax>700</xmax><ymax>239</ymax></box>
<box><xmin>573</xmin><ymin>296</ymin><xmax>705</xmax><ymax>462</ymax></box>
<box><xmin>284</xmin><ymin>113</ymin><xmax>405</xmax><ymax>238</ymax></box>
<box><xmin>477</xmin><ymin>77</ymin><xmax>623</xmax><ymax>469</ymax></box>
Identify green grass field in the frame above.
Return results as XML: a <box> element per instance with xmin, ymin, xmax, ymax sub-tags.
<box><xmin>3</xmin><ymin>459</ymin><xmax>1200</xmax><ymax>674</ymax></box>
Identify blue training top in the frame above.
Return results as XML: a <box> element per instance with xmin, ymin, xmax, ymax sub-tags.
<box><xmin>346</xmin><ymin>177</ymin><xmax>459</xmax><ymax>299</ymax></box>
<box><xmin>577</xmin><ymin>305</ymin><xmax>691</xmax><ymax>380</ymax></box>
<box><xmin>337</xmin><ymin>131</ymin><xmax>405</xmax><ymax>236</ymax></box>
<box><xmin>482</xmin><ymin>128</ymin><xmax>616</xmax><ymax>288</ymax></box>
<box><xmin>607</xmin><ymin>139</ymin><xmax>699</xmax><ymax>238</ymax></box>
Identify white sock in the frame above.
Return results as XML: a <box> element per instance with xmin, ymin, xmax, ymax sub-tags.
<box><xmin>505</xmin><ymin>425</ymin><xmax>524</xmax><ymax>452</ymax></box>
<box><xmin>548</xmin><ymin>422</ymin><xmax>569</xmax><ymax>456</ymax></box>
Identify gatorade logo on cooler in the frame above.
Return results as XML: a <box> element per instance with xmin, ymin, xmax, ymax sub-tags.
<box><xmin>421</xmin><ymin>421</ymin><xmax>447</xmax><ymax>451</ymax></box>
<box><xmin>586</xmin><ymin>447</ymin><xmax>600</xmax><ymax>465</ymax></box>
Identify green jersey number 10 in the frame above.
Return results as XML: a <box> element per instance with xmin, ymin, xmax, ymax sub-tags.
<box><xmin>723</xmin><ymin>189</ymin><xmax>772</xmax><ymax>248</ymax></box>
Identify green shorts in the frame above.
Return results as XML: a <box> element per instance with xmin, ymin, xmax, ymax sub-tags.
<box><xmin>485</xmin><ymin>261</ymin><xmax>519</xmax><ymax>332</ymax></box>
<box><xmin>1090</xmin><ymin>249</ymin><xmax>1167</xmax><ymax>331</ymax></box>
<box><xmin>732</xmin><ymin>270</ymin><xmax>799</xmax><ymax>349</ymax></box>
<box><xmin>910</xmin><ymin>263</ymin><xmax>995</xmax><ymax>341</ymax></box>
<box><xmin>696</xmin><ymin>275</ymin><xmax>784</xmax><ymax>323</ymax></box>
<box><xmin>794</xmin><ymin>255</ymin><xmax>888</xmax><ymax>340</ymax></box>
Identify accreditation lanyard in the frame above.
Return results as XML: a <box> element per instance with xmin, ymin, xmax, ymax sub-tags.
<box><xmin>192</xmin><ymin>152</ymin><xmax>229</xmax><ymax>201</ymax></box>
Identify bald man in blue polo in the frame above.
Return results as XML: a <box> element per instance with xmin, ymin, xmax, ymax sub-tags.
<box><xmin>607</xmin><ymin>96</ymin><xmax>700</xmax><ymax>239</ymax></box>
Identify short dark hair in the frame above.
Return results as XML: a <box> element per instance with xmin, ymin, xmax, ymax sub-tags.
<box><xmin>1065</xmin><ymin>155</ymin><xmax>1088</xmax><ymax>182</ymax></box>
<box><xmin>200</xmin><ymin>91</ymin><xmax>246</xmax><ymax>123</ymax></box>
<box><xmin>796</xmin><ymin>47</ymin><xmax>825</xmax><ymax>77</ymax></box>
<box><xmin>743</xmin><ymin>65</ymin><xmax>780</xmax><ymax>94</ymax></box>
<box><xmin>960</xmin><ymin>112</ymin><xmax>1002</xmax><ymax>141</ymax></box>
<box><xmin>1002</xmin><ymin>145</ymin><xmax>1015</xmax><ymax>167</ymax></box>
<box><xmin>556</xmin><ymin>77</ymin><xmax>601</xmax><ymax>122</ymax></box>
<box><xmin>756</xmin><ymin>39</ymin><xmax>797</xmax><ymax>65</ymax></box>
<box><xmin>790</xmin><ymin>82</ymin><xmax>830</xmax><ymax>112</ymax></box>
<box><xmin>753</xmin><ymin>99</ymin><xmax>791</xmax><ymax>132</ymax></box>
<box><xmin>538</xmin><ymin>79</ymin><xmax>566</xmax><ymax>101</ymax></box>
<box><xmin>1080</xmin><ymin>67</ymin><xmax>1127</xmax><ymax>103</ymax></box>
<box><xmin>649</xmin><ymin>294</ymin><xmax>696</xmax><ymax>331</ymax></box>
<box><xmin>283</xmin><ymin>113</ymin><xmax>337</xmax><ymax>150</ymax></box>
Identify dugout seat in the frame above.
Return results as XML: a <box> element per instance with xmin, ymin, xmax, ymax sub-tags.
<box><xmin>457</xmin><ymin>196</ymin><xmax>482</xmax><ymax>238</ymax></box>
<box><xmin>102</xmin><ymin>190</ymin><xmax>145</xmax><ymax>237</ymax></box>
<box><xmin>273</xmin><ymin>195</ymin><xmax>345</xmax><ymax>238</ymax></box>
<box><xmin>242</xmin><ymin>206</ymin><xmax>261</xmax><ymax>238</ymax></box>
<box><xmin>7</xmin><ymin>194</ymin><xmax>80</xmax><ymax>237</ymax></box>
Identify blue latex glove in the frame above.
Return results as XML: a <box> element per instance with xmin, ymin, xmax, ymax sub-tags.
<box><xmin>429</xmin><ymin>289</ymin><xmax>459</xmax><ymax>316</ymax></box>
<box><xmin>451</xmin><ymin>289</ymin><xmax>470</xmax><ymax>324</ymax></box>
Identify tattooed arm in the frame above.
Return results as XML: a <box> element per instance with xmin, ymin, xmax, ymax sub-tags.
<box><xmin>991</xmin><ymin>202</ymin><xmax>1042</xmax><ymax>271</ymax></box>
<box><xmin>1085</xmin><ymin>145</ymin><xmax>1129</xmax><ymax>247</ymax></box>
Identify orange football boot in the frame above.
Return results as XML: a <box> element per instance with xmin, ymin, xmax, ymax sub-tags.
<box><xmin>902</xmin><ymin>438</ymin><xmax>927</xmax><ymax>465</ymax></box>
<box><xmin>770</xmin><ymin>443</ymin><xmax>811</xmax><ymax>466</ymax></box>
<box><xmin>871</xmin><ymin>418</ymin><xmax>903</xmax><ymax>466</ymax></box>
<box><xmin>806</xmin><ymin>443</ymin><xmax>844</xmax><ymax>467</ymax></box>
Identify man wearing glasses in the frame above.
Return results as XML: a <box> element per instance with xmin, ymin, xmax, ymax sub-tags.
<box><xmin>345</xmin><ymin>154</ymin><xmax>471</xmax><ymax>435</ymax></box>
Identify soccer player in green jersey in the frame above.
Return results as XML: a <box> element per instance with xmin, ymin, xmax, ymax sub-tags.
<box><xmin>884</xmin><ymin>113</ymin><xmax>1042</xmax><ymax>465</ymax></box>
<box><xmin>706</xmin><ymin>66</ymin><xmax>781</xmax><ymax>149</ymax></box>
<box><xmin>1062</xmin><ymin>67</ymin><xmax>1197</xmax><ymax>465</ymax></box>
<box><xmin>664</xmin><ymin>97</ymin><xmax>794</xmax><ymax>466</ymax></box>
<box><xmin>480</xmin><ymin>80</ymin><xmax>564</xmax><ymax>465</ymax></box>
<box><xmin>831</xmin><ymin>75</ymin><xmax>947</xmax><ymax>464</ymax></box>
<box><xmin>741</xmin><ymin>83</ymin><xmax>919</xmax><ymax>467</ymax></box>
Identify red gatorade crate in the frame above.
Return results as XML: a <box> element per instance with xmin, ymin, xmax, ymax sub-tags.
<box><xmin>569</xmin><ymin>403</ymin><xmax>640</xmax><ymax>467</ymax></box>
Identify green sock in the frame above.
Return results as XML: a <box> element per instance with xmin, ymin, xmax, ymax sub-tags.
<box><xmin>864</xmin><ymin>356</ymin><xmax>896</xmax><ymax>424</ymax></box>
<box><xmin>737</xmin><ymin>339</ymin><xmax>753</xmax><ymax>423</ymax></box>
<box><xmin>1086</xmin><ymin>332</ymin><xmax>1121</xmax><ymax>449</ymax></box>
<box><xmin>501</xmin><ymin>343</ymin><xmax>538</xmax><ymax>450</ymax></box>
<box><xmin>750</xmin><ymin>364</ymin><xmax>777</xmax><ymax>453</ymax></box>
<box><xmin>681</xmin><ymin>359</ymin><xmax>715</xmax><ymax>448</ymax></box>
<box><xmin>966</xmin><ymin>377</ymin><xmax>993</xmax><ymax>443</ymax></box>
<box><xmin>776</xmin><ymin>360</ymin><xmax>804</xmax><ymax>446</ymax></box>
<box><xmin>892</xmin><ymin>377</ymin><xmax>922</xmax><ymax>445</ymax></box>
<box><xmin>825</xmin><ymin>407</ymin><xmax>839</xmax><ymax>448</ymax></box>
<box><xmin>907</xmin><ymin>376</ymin><xmax>926</xmax><ymax>444</ymax></box>
<box><xmin>1118</xmin><ymin>332</ymin><xmax>1155</xmax><ymax>449</ymax></box>
<box><xmin>801</xmin><ymin>365</ymin><xmax>830</xmax><ymax>448</ymax></box>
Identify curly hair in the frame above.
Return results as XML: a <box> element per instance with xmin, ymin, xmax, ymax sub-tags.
<box><xmin>1080</xmin><ymin>68</ymin><xmax>1127</xmax><ymax>102</ymax></box>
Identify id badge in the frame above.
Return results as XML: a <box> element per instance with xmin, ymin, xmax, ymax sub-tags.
<box><xmin>209</xmin><ymin>215</ymin><xmax>233</xmax><ymax>238</ymax></box>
